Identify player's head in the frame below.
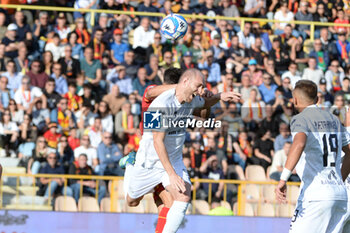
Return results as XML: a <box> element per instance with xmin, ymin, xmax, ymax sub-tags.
<box><xmin>178</xmin><ymin>68</ymin><xmax>205</xmax><ymax>103</ymax></box>
<box><xmin>293</xmin><ymin>80</ymin><xmax>318</xmax><ymax>111</ymax></box>
<box><xmin>163</xmin><ymin>67</ymin><xmax>183</xmax><ymax>84</ymax></box>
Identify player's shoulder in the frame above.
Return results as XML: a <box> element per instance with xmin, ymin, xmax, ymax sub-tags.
<box><xmin>149</xmin><ymin>88</ymin><xmax>176</xmax><ymax>107</ymax></box>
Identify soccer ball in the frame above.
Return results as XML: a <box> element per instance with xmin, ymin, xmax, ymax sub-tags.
<box><xmin>160</xmin><ymin>14</ymin><xmax>188</xmax><ymax>41</ymax></box>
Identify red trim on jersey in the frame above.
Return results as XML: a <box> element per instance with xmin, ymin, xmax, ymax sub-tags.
<box><xmin>140</xmin><ymin>84</ymin><xmax>157</xmax><ymax>135</ymax></box>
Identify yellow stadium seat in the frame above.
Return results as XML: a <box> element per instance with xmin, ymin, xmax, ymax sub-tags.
<box><xmin>108</xmin><ymin>180</ymin><xmax>125</xmax><ymax>199</ymax></box>
<box><xmin>233</xmin><ymin>202</ymin><xmax>255</xmax><ymax>216</ymax></box>
<box><xmin>78</xmin><ymin>196</ymin><xmax>99</xmax><ymax>212</ymax></box>
<box><xmin>100</xmin><ymin>197</ymin><xmax>123</xmax><ymax>212</ymax></box>
<box><xmin>257</xmin><ymin>203</ymin><xmax>275</xmax><ymax>217</ymax></box>
<box><xmin>220</xmin><ymin>201</ymin><xmax>232</xmax><ymax>211</ymax></box>
<box><xmin>192</xmin><ymin>200</ymin><xmax>210</xmax><ymax>215</ymax></box>
<box><xmin>263</xmin><ymin>184</ymin><xmax>276</xmax><ymax>203</ymax></box>
<box><xmin>245</xmin><ymin>184</ymin><xmax>261</xmax><ymax>202</ymax></box>
<box><xmin>18</xmin><ymin>186</ymin><xmax>39</xmax><ymax>196</ymax></box>
<box><xmin>245</xmin><ymin>165</ymin><xmax>266</xmax><ymax>181</ymax></box>
<box><xmin>277</xmin><ymin>203</ymin><xmax>295</xmax><ymax>218</ymax></box>
<box><xmin>55</xmin><ymin>196</ymin><xmax>78</xmax><ymax>212</ymax></box>
<box><xmin>3</xmin><ymin>167</ymin><xmax>26</xmax><ymax>174</ymax></box>
<box><xmin>287</xmin><ymin>185</ymin><xmax>300</xmax><ymax>204</ymax></box>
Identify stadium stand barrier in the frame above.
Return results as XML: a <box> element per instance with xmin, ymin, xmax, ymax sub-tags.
<box><xmin>1</xmin><ymin>3</ymin><xmax>350</xmax><ymax>42</ymax></box>
<box><xmin>1</xmin><ymin>172</ymin><xmax>300</xmax><ymax>217</ymax></box>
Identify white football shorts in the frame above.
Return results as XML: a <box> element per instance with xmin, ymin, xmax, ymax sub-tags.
<box><xmin>290</xmin><ymin>200</ymin><xmax>347</xmax><ymax>233</ymax></box>
<box><xmin>124</xmin><ymin>159</ymin><xmax>191</xmax><ymax>200</ymax></box>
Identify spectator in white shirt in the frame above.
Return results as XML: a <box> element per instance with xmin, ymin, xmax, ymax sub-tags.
<box><xmin>74</xmin><ymin>134</ymin><xmax>98</xmax><ymax>171</ymax></box>
<box><xmin>45</xmin><ymin>33</ymin><xmax>64</xmax><ymax>62</ymax></box>
<box><xmin>281</xmin><ymin>62</ymin><xmax>301</xmax><ymax>88</ymax></box>
<box><xmin>302</xmin><ymin>57</ymin><xmax>324</xmax><ymax>85</ymax></box>
<box><xmin>132</xmin><ymin>17</ymin><xmax>155</xmax><ymax>50</ymax></box>
<box><xmin>237</xmin><ymin>22</ymin><xmax>255</xmax><ymax>50</ymax></box>
<box><xmin>85</xmin><ymin>117</ymin><xmax>103</xmax><ymax>148</ymax></box>
<box><xmin>274</xmin><ymin>1</ymin><xmax>294</xmax><ymax>35</ymax></box>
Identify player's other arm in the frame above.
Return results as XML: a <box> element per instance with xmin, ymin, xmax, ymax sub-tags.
<box><xmin>153</xmin><ymin>131</ymin><xmax>186</xmax><ymax>193</ymax></box>
<box><xmin>275</xmin><ymin>132</ymin><xmax>306</xmax><ymax>203</ymax></box>
<box><xmin>341</xmin><ymin>144</ymin><xmax>350</xmax><ymax>181</ymax></box>
<box><xmin>145</xmin><ymin>85</ymin><xmax>176</xmax><ymax>101</ymax></box>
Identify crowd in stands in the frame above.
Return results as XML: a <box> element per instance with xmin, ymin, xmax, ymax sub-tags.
<box><xmin>1</xmin><ymin>0</ymin><xmax>350</xmax><ymax>206</ymax></box>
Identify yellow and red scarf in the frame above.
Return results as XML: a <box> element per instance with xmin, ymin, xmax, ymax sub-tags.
<box><xmin>248</xmin><ymin>100</ymin><xmax>262</xmax><ymax>119</ymax></box>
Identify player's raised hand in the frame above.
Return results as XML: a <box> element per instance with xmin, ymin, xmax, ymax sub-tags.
<box><xmin>202</xmin><ymin>89</ymin><xmax>214</xmax><ymax>98</ymax></box>
<box><xmin>170</xmin><ymin>173</ymin><xmax>186</xmax><ymax>193</ymax></box>
<box><xmin>275</xmin><ymin>180</ymin><xmax>287</xmax><ymax>204</ymax></box>
<box><xmin>220</xmin><ymin>92</ymin><xmax>241</xmax><ymax>103</ymax></box>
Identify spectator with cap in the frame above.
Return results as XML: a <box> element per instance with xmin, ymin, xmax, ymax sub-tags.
<box><xmin>14</xmin><ymin>11</ymin><xmax>31</xmax><ymax>42</ymax></box>
<box><xmin>237</xmin><ymin>23</ymin><xmax>255</xmax><ymax>50</ymax></box>
<box><xmin>58</xmin><ymin>44</ymin><xmax>81</xmax><ymax>81</ymax></box>
<box><xmin>2</xmin><ymin>23</ymin><xmax>19</xmax><ymax>59</ymax></box>
<box><xmin>54</xmin><ymin>13</ymin><xmax>71</xmax><ymax>41</ymax></box>
<box><xmin>302</xmin><ymin>57</ymin><xmax>324</xmax><ymax>85</ymax></box>
<box><xmin>318</xmin><ymin>77</ymin><xmax>334</xmax><ymax>105</ymax></box>
<box><xmin>50</xmin><ymin>62</ymin><xmax>68</xmax><ymax>95</ymax></box>
<box><xmin>43</xmin><ymin>122</ymin><xmax>61</xmax><ymax>149</ymax></box>
<box><xmin>97</xmin><ymin>132</ymin><xmax>124</xmax><ymax>176</ymax></box>
<box><xmin>110</xmin><ymin>28</ymin><xmax>129</xmax><ymax>65</ymax></box>
<box><xmin>281</xmin><ymin>62</ymin><xmax>301</xmax><ymax>88</ymax></box>
<box><xmin>242</xmin><ymin>59</ymin><xmax>263</xmax><ymax>86</ymax></box>
<box><xmin>198</xmin><ymin>50</ymin><xmax>221</xmax><ymax>85</ymax></box>
<box><xmin>181</xmin><ymin>51</ymin><xmax>197</xmax><ymax>69</ymax></box>
<box><xmin>210</xmin><ymin>34</ymin><xmax>226</xmax><ymax>64</ymax></box>
<box><xmin>325</xmin><ymin>60</ymin><xmax>345</xmax><ymax>93</ymax></box>
<box><xmin>309</xmin><ymin>38</ymin><xmax>330</xmax><ymax>72</ymax></box>
<box><xmin>3</xmin><ymin>60</ymin><xmax>23</xmax><ymax>93</ymax></box>
<box><xmin>107</xmin><ymin>65</ymin><xmax>133</xmax><ymax>96</ymax></box>
<box><xmin>259</xmin><ymin>73</ymin><xmax>278</xmax><ymax>103</ymax></box>
<box><xmin>14</xmin><ymin>75</ymin><xmax>47</xmax><ymax>112</ymax></box>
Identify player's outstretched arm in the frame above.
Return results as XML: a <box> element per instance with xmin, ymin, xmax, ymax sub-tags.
<box><xmin>153</xmin><ymin>131</ymin><xmax>186</xmax><ymax>193</ymax></box>
<box><xmin>276</xmin><ymin>132</ymin><xmax>306</xmax><ymax>204</ymax></box>
<box><xmin>341</xmin><ymin>145</ymin><xmax>350</xmax><ymax>181</ymax></box>
<box><xmin>202</xmin><ymin>92</ymin><xmax>241</xmax><ymax>109</ymax></box>
<box><xmin>145</xmin><ymin>85</ymin><xmax>177</xmax><ymax>101</ymax></box>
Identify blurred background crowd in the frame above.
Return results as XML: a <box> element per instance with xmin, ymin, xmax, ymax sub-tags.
<box><xmin>0</xmin><ymin>0</ymin><xmax>349</xmax><ymax>205</ymax></box>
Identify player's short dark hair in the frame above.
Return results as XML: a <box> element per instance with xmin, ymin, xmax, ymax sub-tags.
<box><xmin>164</xmin><ymin>68</ymin><xmax>183</xmax><ymax>84</ymax></box>
<box><xmin>294</xmin><ymin>80</ymin><xmax>318</xmax><ymax>102</ymax></box>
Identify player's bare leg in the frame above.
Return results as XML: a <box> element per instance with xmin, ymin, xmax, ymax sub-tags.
<box><xmin>126</xmin><ymin>194</ymin><xmax>144</xmax><ymax>207</ymax></box>
<box><xmin>154</xmin><ymin>184</ymin><xmax>173</xmax><ymax>233</ymax></box>
<box><xmin>162</xmin><ymin>182</ymin><xmax>191</xmax><ymax>233</ymax></box>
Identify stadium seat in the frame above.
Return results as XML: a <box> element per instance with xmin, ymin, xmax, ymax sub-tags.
<box><xmin>55</xmin><ymin>196</ymin><xmax>78</xmax><ymax>212</ymax></box>
<box><xmin>277</xmin><ymin>203</ymin><xmax>295</xmax><ymax>218</ymax></box>
<box><xmin>191</xmin><ymin>200</ymin><xmax>210</xmax><ymax>215</ymax></box>
<box><xmin>245</xmin><ymin>165</ymin><xmax>266</xmax><ymax>181</ymax></box>
<box><xmin>287</xmin><ymin>185</ymin><xmax>300</xmax><ymax>204</ymax></box>
<box><xmin>220</xmin><ymin>201</ymin><xmax>232</xmax><ymax>211</ymax></box>
<box><xmin>233</xmin><ymin>202</ymin><xmax>255</xmax><ymax>216</ymax></box>
<box><xmin>108</xmin><ymin>180</ymin><xmax>125</xmax><ymax>199</ymax></box>
<box><xmin>10</xmin><ymin>195</ymin><xmax>46</xmax><ymax>206</ymax></box>
<box><xmin>4</xmin><ymin>204</ymin><xmax>52</xmax><ymax>211</ymax></box>
<box><xmin>245</xmin><ymin>184</ymin><xmax>261</xmax><ymax>202</ymax></box>
<box><xmin>18</xmin><ymin>186</ymin><xmax>39</xmax><ymax>196</ymax></box>
<box><xmin>78</xmin><ymin>197</ymin><xmax>99</xmax><ymax>212</ymax></box>
<box><xmin>257</xmin><ymin>203</ymin><xmax>275</xmax><ymax>217</ymax></box>
<box><xmin>262</xmin><ymin>185</ymin><xmax>276</xmax><ymax>203</ymax></box>
<box><xmin>125</xmin><ymin>200</ymin><xmax>146</xmax><ymax>213</ymax></box>
<box><xmin>100</xmin><ymin>197</ymin><xmax>121</xmax><ymax>212</ymax></box>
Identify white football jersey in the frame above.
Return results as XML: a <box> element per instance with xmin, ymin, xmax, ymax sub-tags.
<box><xmin>291</xmin><ymin>105</ymin><xmax>350</xmax><ymax>201</ymax></box>
<box><xmin>135</xmin><ymin>88</ymin><xmax>204</xmax><ymax>169</ymax></box>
